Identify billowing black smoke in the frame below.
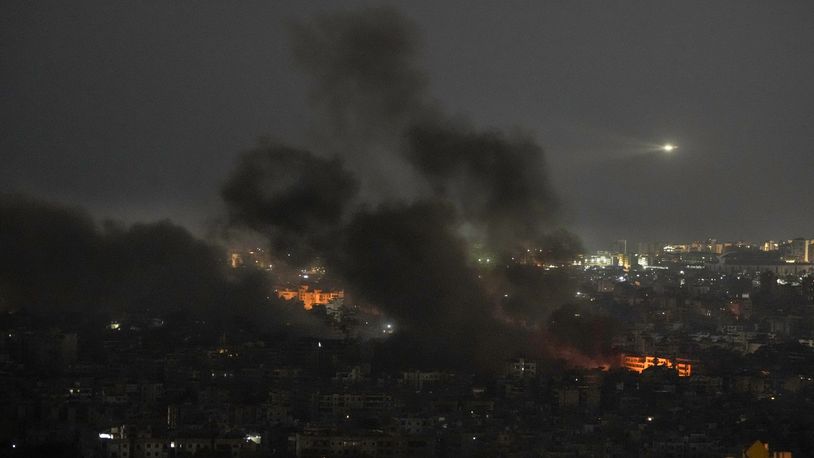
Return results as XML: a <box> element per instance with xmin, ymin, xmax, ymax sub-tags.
<box><xmin>406</xmin><ymin>121</ymin><xmax>561</xmax><ymax>250</ymax></box>
<box><xmin>335</xmin><ymin>202</ymin><xmax>520</xmax><ymax>368</ymax></box>
<box><xmin>222</xmin><ymin>143</ymin><xmax>359</xmax><ymax>266</ymax></box>
<box><xmin>289</xmin><ymin>7</ymin><xmax>430</xmax><ymax>147</ymax></box>
<box><xmin>0</xmin><ymin>194</ymin><xmax>323</xmax><ymax>334</ymax></box>
<box><xmin>222</xmin><ymin>7</ymin><xmax>585</xmax><ymax>369</ymax></box>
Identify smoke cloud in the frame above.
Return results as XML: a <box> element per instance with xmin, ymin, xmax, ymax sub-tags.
<box><xmin>222</xmin><ymin>142</ymin><xmax>358</xmax><ymax>266</ymax></box>
<box><xmin>0</xmin><ymin>194</ymin><xmax>323</xmax><ymax>335</ymax></box>
<box><xmin>221</xmin><ymin>7</ymin><xmax>589</xmax><ymax>369</ymax></box>
<box><xmin>333</xmin><ymin>201</ymin><xmax>522</xmax><ymax>368</ymax></box>
<box><xmin>290</xmin><ymin>7</ymin><xmax>430</xmax><ymax>142</ymax></box>
<box><xmin>289</xmin><ymin>6</ymin><xmax>565</xmax><ymax>250</ymax></box>
<box><xmin>406</xmin><ymin>121</ymin><xmax>562</xmax><ymax>249</ymax></box>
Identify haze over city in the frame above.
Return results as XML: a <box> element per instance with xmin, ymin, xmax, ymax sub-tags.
<box><xmin>2</xmin><ymin>2</ymin><xmax>814</xmax><ymax>457</ymax></box>
<box><xmin>3</xmin><ymin>1</ymin><xmax>813</xmax><ymax>249</ymax></box>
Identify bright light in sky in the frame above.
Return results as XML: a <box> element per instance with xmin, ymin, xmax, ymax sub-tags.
<box><xmin>662</xmin><ymin>144</ymin><xmax>676</xmax><ymax>152</ymax></box>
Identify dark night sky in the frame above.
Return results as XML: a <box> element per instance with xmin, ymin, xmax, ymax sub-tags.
<box><xmin>2</xmin><ymin>1</ymin><xmax>813</xmax><ymax>250</ymax></box>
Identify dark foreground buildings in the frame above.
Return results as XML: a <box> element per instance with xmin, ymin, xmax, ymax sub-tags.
<box><xmin>2</xmin><ymin>244</ymin><xmax>813</xmax><ymax>457</ymax></box>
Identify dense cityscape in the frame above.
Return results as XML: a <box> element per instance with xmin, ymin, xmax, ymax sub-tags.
<box><xmin>3</xmin><ymin>2</ymin><xmax>814</xmax><ymax>457</ymax></box>
<box><xmin>2</xmin><ymin>237</ymin><xmax>814</xmax><ymax>457</ymax></box>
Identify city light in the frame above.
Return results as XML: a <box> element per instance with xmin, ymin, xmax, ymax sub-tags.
<box><xmin>245</xmin><ymin>435</ymin><xmax>262</xmax><ymax>444</ymax></box>
<box><xmin>3</xmin><ymin>6</ymin><xmax>812</xmax><ymax>458</ymax></box>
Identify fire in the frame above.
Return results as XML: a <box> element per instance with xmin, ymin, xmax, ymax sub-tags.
<box><xmin>527</xmin><ymin>328</ymin><xmax>618</xmax><ymax>371</ymax></box>
<box><xmin>550</xmin><ymin>345</ymin><xmax>615</xmax><ymax>371</ymax></box>
<box><xmin>621</xmin><ymin>354</ymin><xmax>693</xmax><ymax>377</ymax></box>
<box><xmin>276</xmin><ymin>285</ymin><xmax>344</xmax><ymax>310</ymax></box>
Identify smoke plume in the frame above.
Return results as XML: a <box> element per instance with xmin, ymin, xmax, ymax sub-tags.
<box><xmin>222</xmin><ymin>143</ymin><xmax>358</xmax><ymax>266</ymax></box>
<box><xmin>0</xmin><ymin>194</ymin><xmax>323</xmax><ymax>334</ymax></box>
<box><xmin>222</xmin><ymin>7</ymin><xmax>588</xmax><ymax>369</ymax></box>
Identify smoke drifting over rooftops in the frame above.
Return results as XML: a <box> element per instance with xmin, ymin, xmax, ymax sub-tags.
<box><xmin>0</xmin><ymin>194</ymin><xmax>326</xmax><ymax>335</ymax></box>
<box><xmin>221</xmin><ymin>144</ymin><xmax>359</xmax><ymax>267</ymax></box>
<box><xmin>222</xmin><ymin>7</ymin><xmax>587</xmax><ymax>369</ymax></box>
<box><xmin>287</xmin><ymin>7</ymin><xmax>562</xmax><ymax>249</ymax></box>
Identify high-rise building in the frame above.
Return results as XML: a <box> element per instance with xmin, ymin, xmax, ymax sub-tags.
<box><xmin>789</xmin><ymin>238</ymin><xmax>811</xmax><ymax>263</ymax></box>
<box><xmin>760</xmin><ymin>240</ymin><xmax>780</xmax><ymax>252</ymax></box>
<box><xmin>637</xmin><ymin>241</ymin><xmax>663</xmax><ymax>258</ymax></box>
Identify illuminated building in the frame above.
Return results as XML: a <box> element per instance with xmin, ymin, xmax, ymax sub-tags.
<box><xmin>504</xmin><ymin>358</ymin><xmax>537</xmax><ymax>378</ymax></box>
<box><xmin>788</xmin><ymin>238</ymin><xmax>812</xmax><ymax>263</ymax></box>
<box><xmin>584</xmin><ymin>251</ymin><xmax>613</xmax><ymax>267</ymax></box>
<box><xmin>743</xmin><ymin>440</ymin><xmax>793</xmax><ymax>458</ymax></box>
<box><xmin>276</xmin><ymin>285</ymin><xmax>344</xmax><ymax>310</ymax></box>
<box><xmin>662</xmin><ymin>244</ymin><xmax>687</xmax><ymax>254</ymax></box>
<box><xmin>637</xmin><ymin>241</ymin><xmax>663</xmax><ymax>258</ymax></box>
<box><xmin>613</xmin><ymin>253</ymin><xmax>628</xmax><ymax>268</ymax></box>
<box><xmin>98</xmin><ymin>426</ymin><xmax>261</xmax><ymax>458</ymax></box>
<box><xmin>711</xmin><ymin>241</ymin><xmax>737</xmax><ymax>254</ymax></box>
<box><xmin>230</xmin><ymin>252</ymin><xmax>243</xmax><ymax>268</ymax></box>
<box><xmin>707</xmin><ymin>251</ymin><xmax>814</xmax><ymax>275</ymax></box>
<box><xmin>761</xmin><ymin>240</ymin><xmax>780</xmax><ymax>252</ymax></box>
<box><xmin>621</xmin><ymin>354</ymin><xmax>693</xmax><ymax>377</ymax></box>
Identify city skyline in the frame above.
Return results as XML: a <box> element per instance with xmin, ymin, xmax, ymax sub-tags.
<box><xmin>2</xmin><ymin>2</ymin><xmax>814</xmax><ymax>457</ymax></box>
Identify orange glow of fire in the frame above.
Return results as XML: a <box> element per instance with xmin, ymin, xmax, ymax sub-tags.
<box><xmin>552</xmin><ymin>345</ymin><xmax>615</xmax><ymax>371</ymax></box>
<box><xmin>276</xmin><ymin>284</ymin><xmax>344</xmax><ymax>310</ymax></box>
<box><xmin>621</xmin><ymin>354</ymin><xmax>693</xmax><ymax>377</ymax></box>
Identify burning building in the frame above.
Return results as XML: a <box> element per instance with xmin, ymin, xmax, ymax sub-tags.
<box><xmin>621</xmin><ymin>354</ymin><xmax>693</xmax><ymax>377</ymax></box>
<box><xmin>276</xmin><ymin>285</ymin><xmax>344</xmax><ymax>310</ymax></box>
